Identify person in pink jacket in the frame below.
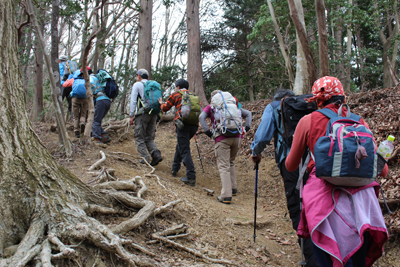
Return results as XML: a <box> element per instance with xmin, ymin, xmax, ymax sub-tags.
<box><xmin>285</xmin><ymin>76</ymin><xmax>388</xmax><ymax>267</ymax></box>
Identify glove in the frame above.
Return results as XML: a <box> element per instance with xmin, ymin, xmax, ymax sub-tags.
<box><xmin>205</xmin><ymin>130</ymin><xmax>213</xmax><ymax>138</ymax></box>
<box><xmin>245</xmin><ymin>126</ymin><xmax>250</xmax><ymax>132</ymax></box>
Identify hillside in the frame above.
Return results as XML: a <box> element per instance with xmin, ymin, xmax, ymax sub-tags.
<box><xmin>28</xmin><ymin>86</ymin><xmax>400</xmax><ymax>267</ymax></box>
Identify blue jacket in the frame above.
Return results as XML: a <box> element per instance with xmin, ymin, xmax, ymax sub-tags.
<box><xmin>251</xmin><ymin>101</ymin><xmax>289</xmax><ymax>165</ymax></box>
<box><xmin>91</xmin><ymin>74</ymin><xmax>110</xmax><ymax>102</ymax></box>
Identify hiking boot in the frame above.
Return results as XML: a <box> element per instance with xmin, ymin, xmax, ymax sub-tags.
<box><xmin>217</xmin><ymin>196</ymin><xmax>232</xmax><ymax>204</ymax></box>
<box><xmin>180</xmin><ymin>177</ymin><xmax>195</xmax><ymax>187</ymax></box>
<box><xmin>92</xmin><ymin>138</ymin><xmax>102</xmax><ymax>144</ymax></box>
<box><xmin>102</xmin><ymin>135</ymin><xmax>111</xmax><ymax>143</ymax></box>
<box><xmin>171</xmin><ymin>171</ymin><xmax>177</xmax><ymax>177</ymax></box>
<box><xmin>150</xmin><ymin>150</ymin><xmax>163</xmax><ymax>166</ymax></box>
<box><xmin>80</xmin><ymin>122</ymin><xmax>85</xmax><ymax>133</ymax></box>
<box><xmin>74</xmin><ymin>131</ymin><xmax>80</xmax><ymax>138</ymax></box>
<box><xmin>139</xmin><ymin>159</ymin><xmax>149</xmax><ymax>165</ymax></box>
<box><xmin>232</xmin><ymin>189</ymin><xmax>237</xmax><ymax>196</ymax></box>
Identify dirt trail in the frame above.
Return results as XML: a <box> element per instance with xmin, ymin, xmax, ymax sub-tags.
<box><xmin>36</xmin><ymin>121</ymin><xmax>399</xmax><ymax>266</ymax></box>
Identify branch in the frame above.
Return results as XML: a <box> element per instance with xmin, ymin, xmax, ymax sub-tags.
<box><xmin>88</xmin><ymin>151</ymin><xmax>106</xmax><ymax>171</ymax></box>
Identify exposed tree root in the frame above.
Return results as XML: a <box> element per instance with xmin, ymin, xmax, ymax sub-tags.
<box><xmin>94</xmin><ymin>179</ymin><xmax>138</xmax><ymax>191</ymax></box>
<box><xmin>88</xmin><ymin>150</ymin><xmax>106</xmax><ymax>171</ymax></box>
<box><xmin>232</xmin><ymin>220</ymin><xmax>272</xmax><ymax>228</ymax></box>
<box><xmin>150</xmin><ymin>224</ymin><xmax>238</xmax><ymax>266</ymax></box>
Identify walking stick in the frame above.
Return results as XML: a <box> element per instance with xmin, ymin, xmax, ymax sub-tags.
<box><xmin>194</xmin><ymin>135</ymin><xmax>205</xmax><ymax>173</ymax></box>
<box><xmin>253</xmin><ymin>161</ymin><xmax>259</xmax><ymax>242</ymax></box>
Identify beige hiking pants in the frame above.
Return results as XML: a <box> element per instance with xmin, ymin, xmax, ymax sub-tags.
<box><xmin>215</xmin><ymin>137</ymin><xmax>240</xmax><ymax>198</ymax></box>
<box><xmin>72</xmin><ymin>97</ymin><xmax>88</xmax><ymax>132</ymax></box>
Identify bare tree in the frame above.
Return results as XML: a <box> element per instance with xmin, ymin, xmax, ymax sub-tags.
<box><xmin>267</xmin><ymin>0</ymin><xmax>295</xmax><ymax>89</ymax></box>
<box><xmin>345</xmin><ymin>0</ymin><xmax>352</xmax><ymax>92</ymax></box>
<box><xmin>26</xmin><ymin>0</ymin><xmax>72</xmax><ymax>156</ymax></box>
<box><xmin>288</xmin><ymin>0</ymin><xmax>317</xmax><ymax>92</ymax></box>
<box><xmin>316</xmin><ymin>0</ymin><xmax>329</xmax><ymax>77</ymax></box>
<box><xmin>138</xmin><ymin>0</ymin><xmax>153</xmax><ymax>75</ymax></box>
<box><xmin>186</xmin><ymin>0</ymin><xmax>208</xmax><ymax>105</ymax></box>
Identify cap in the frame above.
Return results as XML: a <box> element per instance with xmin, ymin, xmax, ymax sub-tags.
<box><xmin>136</xmin><ymin>69</ymin><xmax>149</xmax><ymax>77</ymax></box>
<box><xmin>59</xmin><ymin>55</ymin><xmax>68</xmax><ymax>62</ymax></box>
<box><xmin>388</xmin><ymin>135</ymin><xmax>395</xmax><ymax>142</ymax></box>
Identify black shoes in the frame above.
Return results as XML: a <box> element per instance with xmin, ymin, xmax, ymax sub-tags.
<box><xmin>171</xmin><ymin>171</ymin><xmax>177</xmax><ymax>177</ymax></box>
<box><xmin>217</xmin><ymin>196</ymin><xmax>232</xmax><ymax>204</ymax></box>
<box><xmin>150</xmin><ymin>150</ymin><xmax>163</xmax><ymax>166</ymax></box>
<box><xmin>232</xmin><ymin>189</ymin><xmax>237</xmax><ymax>196</ymax></box>
<box><xmin>80</xmin><ymin>122</ymin><xmax>85</xmax><ymax>133</ymax></box>
<box><xmin>74</xmin><ymin>131</ymin><xmax>80</xmax><ymax>138</ymax></box>
<box><xmin>180</xmin><ymin>177</ymin><xmax>195</xmax><ymax>187</ymax></box>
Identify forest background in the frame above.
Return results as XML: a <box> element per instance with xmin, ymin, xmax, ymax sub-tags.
<box><xmin>20</xmin><ymin>0</ymin><xmax>400</xmax><ymax>124</ymax></box>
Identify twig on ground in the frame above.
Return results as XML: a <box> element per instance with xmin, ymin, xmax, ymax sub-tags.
<box><xmin>88</xmin><ymin>151</ymin><xmax>106</xmax><ymax>171</ymax></box>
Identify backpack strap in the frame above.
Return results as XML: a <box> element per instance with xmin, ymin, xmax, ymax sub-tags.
<box><xmin>66</xmin><ymin>61</ymin><xmax>72</xmax><ymax>74</ymax></box>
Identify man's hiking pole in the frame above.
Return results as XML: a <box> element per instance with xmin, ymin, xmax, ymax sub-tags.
<box><xmin>194</xmin><ymin>135</ymin><xmax>205</xmax><ymax>173</ymax></box>
<box><xmin>253</xmin><ymin>161</ymin><xmax>259</xmax><ymax>242</ymax></box>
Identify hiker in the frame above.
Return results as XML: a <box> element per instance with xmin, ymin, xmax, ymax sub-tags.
<box><xmin>157</xmin><ymin>78</ymin><xmax>198</xmax><ymax>186</ymax></box>
<box><xmin>250</xmin><ymin>89</ymin><xmax>319</xmax><ymax>266</ymax></box>
<box><xmin>59</xmin><ymin>55</ymin><xmax>77</xmax><ymax>118</ymax></box>
<box><xmin>199</xmin><ymin>90</ymin><xmax>252</xmax><ymax>204</ymax></box>
<box><xmin>285</xmin><ymin>77</ymin><xmax>389</xmax><ymax>266</ymax></box>
<box><xmin>129</xmin><ymin>69</ymin><xmax>163</xmax><ymax>166</ymax></box>
<box><xmin>63</xmin><ymin>67</ymin><xmax>91</xmax><ymax>138</ymax></box>
<box><xmin>91</xmin><ymin>68</ymin><xmax>112</xmax><ymax>144</ymax></box>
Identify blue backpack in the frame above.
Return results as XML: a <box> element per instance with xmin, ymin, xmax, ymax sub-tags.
<box><xmin>313</xmin><ymin>104</ymin><xmax>380</xmax><ymax>187</ymax></box>
<box><xmin>97</xmin><ymin>69</ymin><xmax>119</xmax><ymax>99</ymax></box>
<box><xmin>71</xmin><ymin>77</ymin><xmax>87</xmax><ymax>98</ymax></box>
<box><xmin>141</xmin><ymin>80</ymin><xmax>163</xmax><ymax>115</ymax></box>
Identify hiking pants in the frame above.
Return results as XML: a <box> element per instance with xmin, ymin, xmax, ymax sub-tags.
<box><xmin>72</xmin><ymin>97</ymin><xmax>88</xmax><ymax>132</ymax></box>
<box><xmin>172</xmin><ymin>123</ymin><xmax>198</xmax><ymax>180</ymax></box>
<box><xmin>134</xmin><ymin>112</ymin><xmax>159</xmax><ymax>163</ymax></box>
<box><xmin>92</xmin><ymin>99</ymin><xmax>111</xmax><ymax>139</ymax></box>
<box><xmin>312</xmin><ymin>232</ymin><xmax>369</xmax><ymax>267</ymax></box>
<box><xmin>62</xmin><ymin>87</ymin><xmax>73</xmax><ymax>116</ymax></box>
<box><xmin>279</xmin><ymin>159</ymin><xmax>319</xmax><ymax>267</ymax></box>
<box><xmin>215</xmin><ymin>137</ymin><xmax>240</xmax><ymax>198</ymax></box>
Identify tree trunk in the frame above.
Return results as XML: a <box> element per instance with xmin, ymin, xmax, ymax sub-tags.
<box><xmin>345</xmin><ymin>0</ymin><xmax>352</xmax><ymax>92</ymax></box>
<box><xmin>267</xmin><ymin>0</ymin><xmax>295</xmax><ymax>89</ymax></box>
<box><xmin>315</xmin><ymin>0</ymin><xmax>329</xmax><ymax>77</ymax></box>
<box><xmin>26</xmin><ymin>0</ymin><xmax>72</xmax><ymax>156</ymax></box>
<box><xmin>333</xmin><ymin>5</ymin><xmax>344</xmax><ymax>83</ymax></box>
<box><xmin>137</xmin><ymin>0</ymin><xmax>153</xmax><ymax>76</ymax></box>
<box><xmin>186</xmin><ymin>0</ymin><xmax>208</xmax><ymax>105</ymax></box>
<box><xmin>290</xmin><ymin>0</ymin><xmax>309</xmax><ymax>94</ymax></box>
<box><xmin>32</xmin><ymin>15</ymin><xmax>44</xmax><ymax>122</ymax></box>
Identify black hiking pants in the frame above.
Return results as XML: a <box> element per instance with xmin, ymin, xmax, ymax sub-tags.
<box><xmin>279</xmin><ymin>159</ymin><xmax>319</xmax><ymax>267</ymax></box>
<box><xmin>172</xmin><ymin>123</ymin><xmax>198</xmax><ymax>180</ymax></box>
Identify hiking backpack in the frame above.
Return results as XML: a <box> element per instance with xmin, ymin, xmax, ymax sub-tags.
<box><xmin>71</xmin><ymin>77</ymin><xmax>87</xmax><ymax>98</ymax></box>
<box><xmin>62</xmin><ymin>61</ymin><xmax>78</xmax><ymax>75</ymax></box>
<box><xmin>211</xmin><ymin>91</ymin><xmax>242</xmax><ymax>137</ymax></box>
<box><xmin>272</xmin><ymin>94</ymin><xmax>317</xmax><ymax>163</ymax></box>
<box><xmin>313</xmin><ymin>104</ymin><xmax>384</xmax><ymax>187</ymax></box>
<box><xmin>97</xmin><ymin>69</ymin><xmax>119</xmax><ymax>99</ymax></box>
<box><xmin>140</xmin><ymin>80</ymin><xmax>163</xmax><ymax>115</ymax></box>
<box><xmin>179</xmin><ymin>90</ymin><xmax>201</xmax><ymax>125</ymax></box>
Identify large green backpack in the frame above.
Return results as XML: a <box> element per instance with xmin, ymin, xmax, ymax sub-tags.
<box><xmin>140</xmin><ymin>80</ymin><xmax>163</xmax><ymax>115</ymax></box>
<box><xmin>179</xmin><ymin>90</ymin><xmax>201</xmax><ymax>125</ymax></box>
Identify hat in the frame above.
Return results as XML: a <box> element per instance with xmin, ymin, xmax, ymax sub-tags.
<box><xmin>136</xmin><ymin>69</ymin><xmax>149</xmax><ymax>77</ymax></box>
<box><xmin>305</xmin><ymin>76</ymin><xmax>344</xmax><ymax>107</ymax></box>
<box><xmin>59</xmin><ymin>55</ymin><xmax>68</xmax><ymax>62</ymax></box>
<box><xmin>80</xmin><ymin>66</ymin><xmax>91</xmax><ymax>71</ymax></box>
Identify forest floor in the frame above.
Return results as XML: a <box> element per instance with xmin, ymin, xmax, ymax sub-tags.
<box><xmin>33</xmin><ymin>95</ymin><xmax>400</xmax><ymax>267</ymax></box>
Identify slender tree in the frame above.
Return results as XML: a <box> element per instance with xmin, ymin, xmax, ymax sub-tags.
<box><xmin>186</xmin><ymin>0</ymin><xmax>208</xmax><ymax>104</ymax></box>
<box><xmin>138</xmin><ymin>0</ymin><xmax>153</xmax><ymax>75</ymax></box>
<box><xmin>316</xmin><ymin>0</ymin><xmax>329</xmax><ymax>77</ymax></box>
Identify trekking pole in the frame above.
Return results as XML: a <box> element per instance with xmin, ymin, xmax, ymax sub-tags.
<box><xmin>253</xmin><ymin>161</ymin><xmax>259</xmax><ymax>242</ymax></box>
<box><xmin>194</xmin><ymin>135</ymin><xmax>205</xmax><ymax>173</ymax></box>
<box><xmin>299</xmin><ymin>167</ymin><xmax>306</xmax><ymax>266</ymax></box>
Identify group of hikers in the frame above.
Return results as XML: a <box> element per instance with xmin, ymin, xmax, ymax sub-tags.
<box><xmin>128</xmin><ymin>70</ymin><xmax>389</xmax><ymax>267</ymax></box>
<box><xmin>58</xmin><ymin>57</ymin><xmax>388</xmax><ymax>266</ymax></box>
<box><xmin>58</xmin><ymin>55</ymin><xmax>117</xmax><ymax>143</ymax></box>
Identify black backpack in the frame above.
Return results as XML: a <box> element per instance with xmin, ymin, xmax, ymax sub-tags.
<box><xmin>280</xmin><ymin>94</ymin><xmax>317</xmax><ymax>146</ymax></box>
<box><xmin>97</xmin><ymin>69</ymin><xmax>119</xmax><ymax>99</ymax></box>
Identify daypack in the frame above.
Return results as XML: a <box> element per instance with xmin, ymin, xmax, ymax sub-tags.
<box><xmin>179</xmin><ymin>90</ymin><xmax>201</xmax><ymax>125</ymax></box>
<box><xmin>71</xmin><ymin>77</ymin><xmax>87</xmax><ymax>98</ymax></box>
<box><xmin>211</xmin><ymin>91</ymin><xmax>242</xmax><ymax>137</ymax></box>
<box><xmin>97</xmin><ymin>69</ymin><xmax>119</xmax><ymax>99</ymax></box>
<box><xmin>62</xmin><ymin>61</ymin><xmax>78</xmax><ymax>75</ymax></box>
<box><xmin>140</xmin><ymin>80</ymin><xmax>163</xmax><ymax>115</ymax></box>
<box><xmin>272</xmin><ymin>94</ymin><xmax>317</xmax><ymax>164</ymax></box>
<box><xmin>313</xmin><ymin>104</ymin><xmax>382</xmax><ymax>187</ymax></box>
